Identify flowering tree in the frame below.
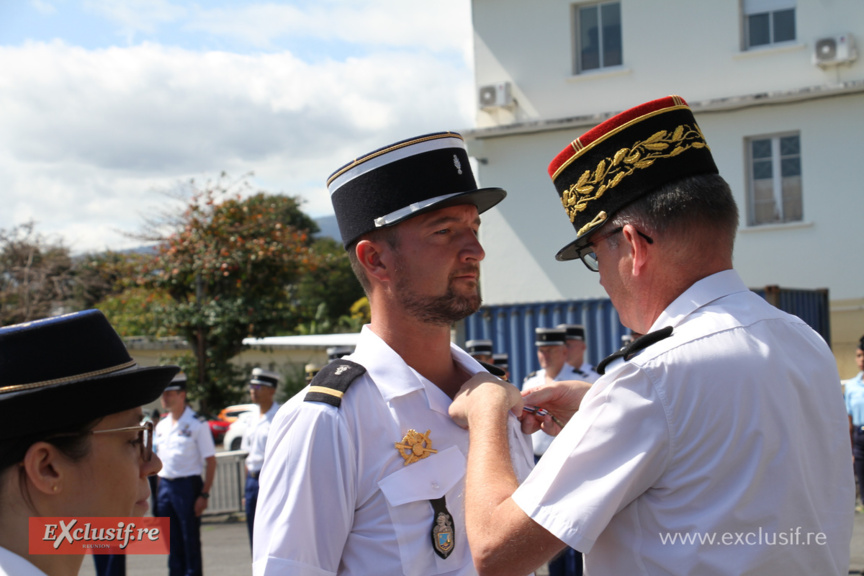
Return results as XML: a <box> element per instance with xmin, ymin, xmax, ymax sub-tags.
<box><xmin>139</xmin><ymin>176</ymin><xmax>320</xmax><ymax>412</ymax></box>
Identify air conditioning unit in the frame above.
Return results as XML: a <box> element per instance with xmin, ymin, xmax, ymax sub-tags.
<box><xmin>813</xmin><ymin>34</ymin><xmax>858</xmax><ymax>67</ymax></box>
<box><xmin>478</xmin><ymin>82</ymin><xmax>513</xmax><ymax>110</ymax></box>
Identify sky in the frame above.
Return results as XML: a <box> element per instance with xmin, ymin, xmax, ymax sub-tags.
<box><xmin>0</xmin><ymin>0</ymin><xmax>476</xmax><ymax>254</ymax></box>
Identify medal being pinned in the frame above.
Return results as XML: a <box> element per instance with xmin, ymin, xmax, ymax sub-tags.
<box><xmin>393</xmin><ymin>428</ymin><xmax>456</xmax><ymax>558</ymax></box>
<box><xmin>394</xmin><ymin>428</ymin><xmax>437</xmax><ymax>466</ymax></box>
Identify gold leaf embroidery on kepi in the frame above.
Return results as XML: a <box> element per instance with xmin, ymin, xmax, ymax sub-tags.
<box><xmin>394</xmin><ymin>429</ymin><xmax>437</xmax><ymax>465</ymax></box>
<box><xmin>560</xmin><ymin>124</ymin><xmax>708</xmax><ymax>224</ymax></box>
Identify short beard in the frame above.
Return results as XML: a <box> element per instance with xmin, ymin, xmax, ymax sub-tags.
<box><xmin>395</xmin><ymin>271</ymin><xmax>482</xmax><ymax>326</ymax></box>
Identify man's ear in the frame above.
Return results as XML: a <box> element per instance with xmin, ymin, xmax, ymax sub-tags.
<box><xmin>622</xmin><ymin>224</ymin><xmax>651</xmax><ymax>277</ymax></box>
<box><xmin>21</xmin><ymin>442</ymin><xmax>65</xmax><ymax>496</ymax></box>
<box><xmin>355</xmin><ymin>239</ymin><xmax>391</xmax><ymax>285</ymax></box>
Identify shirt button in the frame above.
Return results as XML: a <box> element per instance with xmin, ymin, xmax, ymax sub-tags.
<box><xmin>432</xmin><ymin>482</ymin><xmax>440</xmax><ymax>490</ymax></box>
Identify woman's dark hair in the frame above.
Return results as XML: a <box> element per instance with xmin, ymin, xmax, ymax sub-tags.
<box><xmin>858</xmin><ymin>335</ymin><xmax>864</xmax><ymax>352</ymax></box>
<box><xmin>0</xmin><ymin>418</ymin><xmax>100</xmax><ymax>511</ymax></box>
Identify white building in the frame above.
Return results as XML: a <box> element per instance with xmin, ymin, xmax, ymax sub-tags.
<box><xmin>466</xmin><ymin>0</ymin><xmax>864</xmax><ymax>376</ymax></box>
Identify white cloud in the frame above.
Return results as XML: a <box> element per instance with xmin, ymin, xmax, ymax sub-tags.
<box><xmin>0</xmin><ymin>15</ymin><xmax>476</xmax><ymax>255</ymax></box>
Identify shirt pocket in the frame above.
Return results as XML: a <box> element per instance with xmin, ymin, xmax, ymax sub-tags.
<box><xmin>378</xmin><ymin>446</ymin><xmax>469</xmax><ymax>576</ymax></box>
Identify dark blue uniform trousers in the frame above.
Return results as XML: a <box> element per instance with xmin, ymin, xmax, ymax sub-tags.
<box><xmin>244</xmin><ymin>474</ymin><xmax>259</xmax><ymax>551</ymax></box>
<box><xmin>157</xmin><ymin>476</ymin><xmax>204</xmax><ymax>576</ymax></box>
<box><xmin>93</xmin><ymin>554</ymin><xmax>125</xmax><ymax>576</ymax></box>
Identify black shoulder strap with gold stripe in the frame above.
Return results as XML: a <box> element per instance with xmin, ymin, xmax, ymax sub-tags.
<box><xmin>304</xmin><ymin>359</ymin><xmax>366</xmax><ymax>407</ymax></box>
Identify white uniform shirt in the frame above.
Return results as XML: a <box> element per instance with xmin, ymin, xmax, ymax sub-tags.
<box><xmin>513</xmin><ymin>270</ymin><xmax>854</xmax><ymax>575</ymax></box>
<box><xmin>154</xmin><ymin>406</ymin><xmax>216</xmax><ymax>479</ymax></box>
<box><xmin>253</xmin><ymin>326</ymin><xmax>535</xmax><ymax>576</ymax></box>
<box><xmin>0</xmin><ymin>546</ymin><xmax>48</xmax><ymax>576</ymax></box>
<box><xmin>242</xmin><ymin>402</ymin><xmax>280</xmax><ymax>474</ymax></box>
<box><xmin>559</xmin><ymin>361</ymin><xmax>600</xmax><ymax>383</ymax></box>
<box><xmin>523</xmin><ymin>366</ymin><xmax>573</xmax><ymax>457</ymax></box>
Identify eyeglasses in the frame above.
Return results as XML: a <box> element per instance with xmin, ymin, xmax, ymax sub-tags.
<box><xmin>576</xmin><ymin>226</ymin><xmax>654</xmax><ymax>272</ymax></box>
<box><xmin>46</xmin><ymin>421</ymin><xmax>154</xmax><ymax>462</ymax></box>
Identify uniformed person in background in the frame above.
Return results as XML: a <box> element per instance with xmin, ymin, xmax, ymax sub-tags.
<box><xmin>521</xmin><ymin>327</ymin><xmax>569</xmax><ymax>461</ymax></box>
<box><xmin>326</xmin><ymin>345</ymin><xmax>354</xmax><ymax>363</ymax></box>
<box><xmin>556</xmin><ymin>324</ymin><xmax>600</xmax><ymax>385</ymax></box>
<box><xmin>241</xmin><ymin>368</ymin><xmax>281</xmax><ymax>551</ymax></box>
<box><xmin>154</xmin><ymin>373</ymin><xmax>217</xmax><ymax>576</ymax></box>
<box><xmin>464</xmin><ymin>339</ymin><xmax>494</xmax><ymax>364</ymax></box>
<box><xmin>304</xmin><ymin>362</ymin><xmax>321</xmax><ymax>384</ymax></box>
<box><xmin>252</xmin><ymin>132</ymin><xmax>534</xmax><ymax>575</ymax></box>
<box><xmin>492</xmin><ymin>353</ymin><xmax>510</xmax><ymax>382</ymax></box>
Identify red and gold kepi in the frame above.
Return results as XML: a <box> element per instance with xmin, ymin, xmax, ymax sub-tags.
<box><xmin>548</xmin><ymin>95</ymin><xmax>719</xmax><ymax>262</ymax></box>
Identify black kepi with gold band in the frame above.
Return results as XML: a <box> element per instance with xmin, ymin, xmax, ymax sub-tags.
<box><xmin>548</xmin><ymin>95</ymin><xmax>719</xmax><ymax>261</ymax></box>
<box><xmin>327</xmin><ymin>131</ymin><xmax>506</xmax><ymax>248</ymax></box>
<box><xmin>0</xmin><ymin>310</ymin><xmax>179</xmax><ymax>465</ymax></box>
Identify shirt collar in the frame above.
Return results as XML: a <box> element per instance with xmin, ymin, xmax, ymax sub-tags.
<box><xmin>350</xmin><ymin>325</ymin><xmax>486</xmax><ymax>410</ymax></box>
<box><xmin>650</xmin><ymin>269</ymin><xmax>749</xmax><ymax>332</ymax></box>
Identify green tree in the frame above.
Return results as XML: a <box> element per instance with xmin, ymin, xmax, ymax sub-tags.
<box><xmin>292</xmin><ymin>236</ymin><xmax>365</xmax><ymax>332</ymax></box>
<box><xmin>0</xmin><ymin>222</ymin><xmax>73</xmax><ymax>326</ymax></box>
<box><xmin>137</xmin><ymin>175</ymin><xmax>319</xmax><ymax>412</ymax></box>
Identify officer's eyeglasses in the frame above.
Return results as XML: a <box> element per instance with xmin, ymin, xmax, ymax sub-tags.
<box><xmin>46</xmin><ymin>420</ymin><xmax>154</xmax><ymax>462</ymax></box>
<box><xmin>576</xmin><ymin>227</ymin><xmax>654</xmax><ymax>272</ymax></box>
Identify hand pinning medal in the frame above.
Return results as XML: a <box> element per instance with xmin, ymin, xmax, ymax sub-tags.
<box><xmin>394</xmin><ymin>429</ymin><xmax>438</xmax><ymax>465</ymax></box>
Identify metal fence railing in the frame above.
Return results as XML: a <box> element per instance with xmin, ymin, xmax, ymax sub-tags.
<box><xmin>205</xmin><ymin>450</ymin><xmax>248</xmax><ymax>516</ymax></box>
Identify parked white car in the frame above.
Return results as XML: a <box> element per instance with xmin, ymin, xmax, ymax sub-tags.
<box><xmin>223</xmin><ymin>410</ymin><xmax>254</xmax><ymax>451</ymax></box>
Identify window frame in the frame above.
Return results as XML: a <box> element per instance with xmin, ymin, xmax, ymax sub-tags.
<box><xmin>745</xmin><ymin>131</ymin><xmax>803</xmax><ymax>227</ymax></box>
<box><xmin>741</xmin><ymin>0</ymin><xmax>796</xmax><ymax>50</ymax></box>
<box><xmin>572</xmin><ymin>1</ymin><xmax>623</xmax><ymax>75</ymax></box>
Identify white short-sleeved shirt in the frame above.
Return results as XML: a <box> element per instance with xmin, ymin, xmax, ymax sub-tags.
<box><xmin>242</xmin><ymin>402</ymin><xmax>279</xmax><ymax>474</ymax></box>
<box><xmin>252</xmin><ymin>326</ymin><xmax>535</xmax><ymax>576</ymax></box>
<box><xmin>523</xmin><ymin>367</ymin><xmax>575</xmax><ymax>457</ymax></box>
<box><xmin>154</xmin><ymin>406</ymin><xmax>216</xmax><ymax>479</ymax></box>
<box><xmin>513</xmin><ymin>270</ymin><xmax>854</xmax><ymax>575</ymax></box>
<box><xmin>0</xmin><ymin>546</ymin><xmax>48</xmax><ymax>576</ymax></box>
<box><xmin>560</xmin><ymin>362</ymin><xmax>600</xmax><ymax>384</ymax></box>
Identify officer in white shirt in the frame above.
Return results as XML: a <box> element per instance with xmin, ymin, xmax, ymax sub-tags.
<box><xmin>241</xmin><ymin>367</ymin><xmax>281</xmax><ymax>550</ymax></box>
<box><xmin>449</xmin><ymin>96</ymin><xmax>854</xmax><ymax>575</ymax></box>
<box><xmin>556</xmin><ymin>324</ymin><xmax>601</xmax><ymax>384</ymax></box>
<box><xmin>252</xmin><ymin>132</ymin><xmax>535</xmax><ymax>576</ymax></box>
<box><xmin>521</xmin><ymin>327</ymin><xmax>568</xmax><ymax>459</ymax></box>
<box><xmin>154</xmin><ymin>373</ymin><xmax>217</xmax><ymax>576</ymax></box>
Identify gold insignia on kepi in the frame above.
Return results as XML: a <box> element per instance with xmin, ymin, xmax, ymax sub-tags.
<box><xmin>547</xmin><ymin>95</ymin><xmax>719</xmax><ymax>262</ymax></box>
<box><xmin>394</xmin><ymin>429</ymin><xmax>437</xmax><ymax>465</ymax></box>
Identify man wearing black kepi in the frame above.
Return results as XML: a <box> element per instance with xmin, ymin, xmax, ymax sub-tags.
<box><xmin>556</xmin><ymin>324</ymin><xmax>600</xmax><ymax>385</ymax></box>
<box><xmin>241</xmin><ymin>368</ymin><xmax>281</xmax><ymax>551</ymax></box>
<box><xmin>154</xmin><ymin>373</ymin><xmax>216</xmax><ymax>576</ymax></box>
<box><xmin>465</xmin><ymin>339</ymin><xmax>494</xmax><ymax>364</ymax></box>
<box><xmin>449</xmin><ymin>96</ymin><xmax>853</xmax><ymax>575</ymax></box>
<box><xmin>252</xmin><ymin>132</ymin><xmax>535</xmax><ymax>576</ymax></box>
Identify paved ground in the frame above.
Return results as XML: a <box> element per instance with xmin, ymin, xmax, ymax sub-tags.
<box><xmin>77</xmin><ymin>509</ymin><xmax>864</xmax><ymax>575</ymax></box>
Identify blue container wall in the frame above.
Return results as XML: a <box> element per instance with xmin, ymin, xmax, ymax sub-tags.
<box><xmin>460</xmin><ymin>286</ymin><xmax>829</xmax><ymax>387</ymax></box>
<box><xmin>461</xmin><ymin>299</ymin><xmax>627</xmax><ymax>387</ymax></box>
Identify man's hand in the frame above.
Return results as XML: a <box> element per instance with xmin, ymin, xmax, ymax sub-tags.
<box><xmin>520</xmin><ymin>380</ymin><xmax>593</xmax><ymax>435</ymax></box>
<box><xmin>194</xmin><ymin>495</ymin><xmax>209</xmax><ymax>517</ymax></box>
<box><xmin>449</xmin><ymin>372</ymin><xmax>524</xmax><ymax>429</ymax></box>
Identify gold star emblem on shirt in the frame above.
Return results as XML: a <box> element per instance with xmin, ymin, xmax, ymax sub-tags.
<box><xmin>394</xmin><ymin>429</ymin><xmax>437</xmax><ymax>466</ymax></box>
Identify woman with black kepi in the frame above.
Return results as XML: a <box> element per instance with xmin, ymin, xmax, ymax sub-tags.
<box><xmin>0</xmin><ymin>310</ymin><xmax>179</xmax><ymax>576</ymax></box>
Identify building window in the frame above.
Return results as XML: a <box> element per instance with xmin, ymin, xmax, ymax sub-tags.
<box><xmin>747</xmin><ymin>133</ymin><xmax>802</xmax><ymax>226</ymax></box>
<box><xmin>743</xmin><ymin>0</ymin><xmax>796</xmax><ymax>49</ymax></box>
<box><xmin>573</xmin><ymin>2</ymin><xmax>622</xmax><ymax>73</ymax></box>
